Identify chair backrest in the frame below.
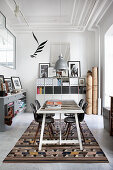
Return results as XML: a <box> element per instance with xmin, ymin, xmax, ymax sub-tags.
<box><xmin>35</xmin><ymin>100</ymin><xmax>41</xmax><ymax>110</ymax></box>
<box><xmin>82</xmin><ymin>103</ymin><xmax>88</xmax><ymax>113</ymax></box>
<box><xmin>79</xmin><ymin>99</ymin><xmax>84</xmax><ymax>107</ymax></box>
<box><xmin>30</xmin><ymin>103</ymin><xmax>36</xmax><ymax>113</ymax></box>
<box><xmin>30</xmin><ymin>103</ymin><xmax>39</xmax><ymax>121</ymax></box>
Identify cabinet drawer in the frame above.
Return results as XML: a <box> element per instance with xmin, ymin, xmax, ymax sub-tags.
<box><xmin>16</xmin><ymin>93</ymin><xmax>24</xmax><ymax>100</ymax></box>
<box><xmin>4</xmin><ymin>96</ymin><xmax>15</xmax><ymax>104</ymax></box>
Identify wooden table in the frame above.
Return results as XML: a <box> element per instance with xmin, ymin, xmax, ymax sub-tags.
<box><xmin>37</xmin><ymin>100</ymin><xmax>84</xmax><ymax>151</ymax></box>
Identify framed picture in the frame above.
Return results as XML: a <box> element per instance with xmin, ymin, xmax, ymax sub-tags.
<box><xmin>48</xmin><ymin>67</ymin><xmax>56</xmax><ymax>77</ymax></box>
<box><xmin>79</xmin><ymin>78</ymin><xmax>85</xmax><ymax>86</ymax></box>
<box><xmin>70</xmin><ymin>77</ymin><xmax>78</xmax><ymax>86</ymax></box>
<box><xmin>0</xmin><ymin>75</ymin><xmax>4</xmax><ymax>91</ymax></box>
<box><xmin>39</xmin><ymin>63</ymin><xmax>50</xmax><ymax>78</ymax></box>
<box><xmin>11</xmin><ymin>77</ymin><xmax>22</xmax><ymax>90</ymax></box>
<box><xmin>68</xmin><ymin>61</ymin><xmax>81</xmax><ymax>77</ymax></box>
<box><xmin>4</xmin><ymin>78</ymin><xmax>13</xmax><ymax>93</ymax></box>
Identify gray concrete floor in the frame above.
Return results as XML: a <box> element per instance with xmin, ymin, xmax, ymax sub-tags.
<box><xmin>0</xmin><ymin>113</ymin><xmax>113</xmax><ymax>170</ymax></box>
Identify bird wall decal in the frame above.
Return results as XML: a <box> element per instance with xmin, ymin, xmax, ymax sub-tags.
<box><xmin>30</xmin><ymin>32</ymin><xmax>48</xmax><ymax>58</ymax></box>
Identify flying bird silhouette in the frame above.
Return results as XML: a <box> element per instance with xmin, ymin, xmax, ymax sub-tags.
<box><xmin>30</xmin><ymin>32</ymin><xmax>48</xmax><ymax>58</ymax></box>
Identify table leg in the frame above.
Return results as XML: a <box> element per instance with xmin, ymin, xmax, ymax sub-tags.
<box><xmin>60</xmin><ymin>113</ymin><xmax>62</xmax><ymax>145</ymax></box>
<box><xmin>75</xmin><ymin>113</ymin><xmax>83</xmax><ymax>150</ymax></box>
<box><xmin>39</xmin><ymin>114</ymin><xmax>46</xmax><ymax>151</ymax></box>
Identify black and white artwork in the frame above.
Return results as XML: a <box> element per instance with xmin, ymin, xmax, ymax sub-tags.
<box><xmin>11</xmin><ymin>77</ymin><xmax>22</xmax><ymax>90</ymax></box>
<box><xmin>39</xmin><ymin>63</ymin><xmax>50</xmax><ymax>78</ymax></box>
<box><xmin>68</xmin><ymin>61</ymin><xmax>81</xmax><ymax>77</ymax></box>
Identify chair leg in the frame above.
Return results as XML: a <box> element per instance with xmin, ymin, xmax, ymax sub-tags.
<box><xmin>48</xmin><ymin>124</ymin><xmax>53</xmax><ymax>139</ymax></box>
<box><xmin>49</xmin><ymin>123</ymin><xmax>54</xmax><ymax>136</ymax></box>
<box><xmin>33</xmin><ymin>123</ymin><xmax>41</xmax><ymax>144</ymax></box>
<box><xmin>79</xmin><ymin>122</ymin><xmax>85</xmax><ymax>142</ymax></box>
<box><xmin>66</xmin><ymin>123</ymin><xmax>71</xmax><ymax>139</ymax></box>
<box><xmin>63</xmin><ymin>122</ymin><xmax>68</xmax><ymax>136</ymax></box>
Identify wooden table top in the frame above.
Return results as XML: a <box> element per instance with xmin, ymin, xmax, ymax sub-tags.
<box><xmin>37</xmin><ymin>100</ymin><xmax>84</xmax><ymax>114</ymax></box>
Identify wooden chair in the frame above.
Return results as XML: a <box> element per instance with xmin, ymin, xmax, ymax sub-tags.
<box><xmin>64</xmin><ymin>103</ymin><xmax>88</xmax><ymax>141</ymax></box>
<box><xmin>30</xmin><ymin>103</ymin><xmax>54</xmax><ymax>144</ymax></box>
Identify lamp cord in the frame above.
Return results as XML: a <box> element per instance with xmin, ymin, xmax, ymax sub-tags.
<box><xmin>12</xmin><ymin>0</ymin><xmax>32</xmax><ymax>30</ymax></box>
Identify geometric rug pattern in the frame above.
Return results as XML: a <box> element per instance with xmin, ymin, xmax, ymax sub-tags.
<box><xmin>3</xmin><ymin>120</ymin><xmax>108</xmax><ymax>163</ymax></box>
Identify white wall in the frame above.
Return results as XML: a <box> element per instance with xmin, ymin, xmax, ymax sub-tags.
<box><xmin>16</xmin><ymin>31</ymin><xmax>96</xmax><ymax>112</ymax></box>
<box><xmin>98</xmin><ymin>2</ymin><xmax>113</xmax><ymax>107</ymax></box>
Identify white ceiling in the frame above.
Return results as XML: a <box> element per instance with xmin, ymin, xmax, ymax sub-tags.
<box><xmin>2</xmin><ymin>0</ymin><xmax>113</xmax><ymax>32</ymax></box>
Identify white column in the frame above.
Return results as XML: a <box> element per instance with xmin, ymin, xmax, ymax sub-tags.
<box><xmin>97</xmin><ymin>26</ymin><xmax>101</xmax><ymax>115</ymax></box>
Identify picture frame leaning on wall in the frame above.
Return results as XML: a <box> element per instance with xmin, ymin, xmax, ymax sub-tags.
<box><xmin>39</xmin><ymin>63</ymin><xmax>50</xmax><ymax>78</ymax></box>
<box><xmin>68</xmin><ymin>61</ymin><xmax>81</xmax><ymax>78</ymax></box>
<box><xmin>11</xmin><ymin>77</ymin><xmax>22</xmax><ymax>90</ymax></box>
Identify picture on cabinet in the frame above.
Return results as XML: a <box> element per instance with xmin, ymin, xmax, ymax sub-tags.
<box><xmin>0</xmin><ymin>75</ymin><xmax>4</xmax><ymax>91</ymax></box>
<box><xmin>4</xmin><ymin>78</ymin><xmax>13</xmax><ymax>93</ymax></box>
<box><xmin>68</xmin><ymin>61</ymin><xmax>81</xmax><ymax>77</ymax></box>
<box><xmin>11</xmin><ymin>77</ymin><xmax>22</xmax><ymax>90</ymax></box>
<box><xmin>39</xmin><ymin>63</ymin><xmax>50</xmax><ymax>78</ymax></box>
<box><xmin>79</xmin><ymin>77</ymin><xmax>85</xmax><ymax>86</ymax></box>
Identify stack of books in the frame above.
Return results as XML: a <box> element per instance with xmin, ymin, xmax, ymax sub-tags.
<box><xmin>46</xmin><ymin>100</ymin><xmax>62</xmax><ymax>109</ymax></box>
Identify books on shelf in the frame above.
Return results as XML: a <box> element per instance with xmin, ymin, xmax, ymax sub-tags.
<box><xmin>37</xmin><ymin>87</ymin><xmax>44</xmax><ymax>94</ymax></box>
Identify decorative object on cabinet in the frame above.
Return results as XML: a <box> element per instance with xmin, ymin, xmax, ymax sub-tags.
<box><xmin>62</xmin><ymin>70</ymin><xmax>68</xmax><ymax>77</ymax></box>
<box><xmin>31</xmin><ymin>32</ymin><xmax>48</xmax><ymax>58</ymax></box>
<box><xmin>56</xmin><ymin>71</ymin><xmax>62</xmax><ymax>77</ymax></box>
<box><xmin>68</xmin><ymin>61</ymin><xmax>81</xmax><ymax>77</ymax></box>
<box><xmin>48</xmin><ymin>67</ymin><xmax>56</xmax><ymax>77</ymax></box>
<box><xmin>0</xmin><ymin>75</ymin><xmax>6</xmax><ymax>96</ymax></box>
<box><xmin>92</xmin><ymin>67</ymin><xmax>98</xmax><ymax>114</ymax></box>
<box><xmin>0</xmin><ymin>75</ymin><xmax>4</xmax><ymax>90</ymax></box>
<box><xmin>55</xmin><ymin>54</ymin><xmax>68</xmax><ymax>71</ymax></box>
<box><xmin>70</xmin><ymin>77</ymin><xmax>78</xmax><ymax>86</ymax></box>
<box><xmin>11</xmin><ymin>77</ymin><xmax>22</xmax><ymax>90</ymax></box>
<box><xmin>86</xmin><ymin>71</ymin><xmax>92</xmax><ymax>115</ymax></box>
<box><xmin>0</xmin><ymin>75</ymin><xmax>4</xmax><ymax>83</ymax></box>
<box><xmin>4</xmin><ymin>78</ymin><xmax>13</xmax><ymax>93</ymax></box>
<box><xmin>39</xmin><ymin>63</ymin><xmax>50</xmax><ymax>78</ymax></box>
<box><xmin>79</xmin><ymin>78</ymin><xmax>85</xmax><ymax>86</ymax></box>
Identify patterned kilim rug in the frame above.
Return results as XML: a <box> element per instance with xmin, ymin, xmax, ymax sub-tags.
<box><xmin>3</xmin><ymin>120</ymin><xmax>108</xmax><ymax>163</ymax></box>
